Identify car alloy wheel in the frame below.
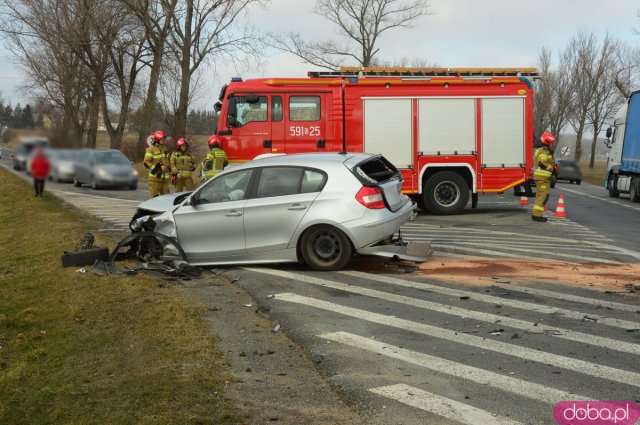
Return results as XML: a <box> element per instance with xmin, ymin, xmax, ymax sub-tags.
<box><xmin>300</xmin><ymin>225</ymin><xmax>353</xmax><ymax>271</ymax></box>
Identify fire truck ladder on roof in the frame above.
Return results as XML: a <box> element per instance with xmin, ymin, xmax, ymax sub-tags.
<box><xmin>308</xmin><ymin>67</ymin><xmax>541</xmax><ymax>79</ymax></box>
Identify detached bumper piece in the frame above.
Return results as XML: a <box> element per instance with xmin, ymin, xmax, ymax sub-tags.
<box><xmin>358</xmin><ymin>241</ymin><xmax>432</xmax><ymax>263</ymax></box>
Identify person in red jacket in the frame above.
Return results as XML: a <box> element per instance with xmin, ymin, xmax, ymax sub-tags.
<box><xmin>30</xmin><ymin>148</ymin><xmax>51</xmax><ymax>197</ymax></box>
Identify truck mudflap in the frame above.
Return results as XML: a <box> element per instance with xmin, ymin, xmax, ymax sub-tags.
<box><xmin>357</xmin><ymin>241</ymin><xmax>433</xmax><ymax>263</ymax></box>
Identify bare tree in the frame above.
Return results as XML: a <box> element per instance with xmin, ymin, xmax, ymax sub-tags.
<box><xmin>612</xmin><ymin>42</ymin><xmax>640</xmax><ymax>99</ymax></box>
<box><xmin>1</xmin><ymin>0</ymin><xmax>93</xmax><ymax>147</ymax></box>
<box><xmin>166</xmin><ymin>0</ymin><xmax>264</xmax><ymax>137</ymax></box>
<box><xmin>123</xmin><ymin>0</ymin><xmax>177</xmax><ymax>146</ymax></box>
<box><xmin>565</xmin><ymin>31</ymin><xmax>599</xmax><ymax>161</ymax></box>
<box><xmin>271</xmin><ymin>0</ymin><xmax>431</xmax><ymax>70</ymax></box>
<box><xmin>586</xmin><ymin>36</ymin><xmax>622</xmax><ymax>168</ymax></box>
<box><xmin>534</xmin><ymin>47</ymin><xmax>573</xmax><ymax>147</ymax></box>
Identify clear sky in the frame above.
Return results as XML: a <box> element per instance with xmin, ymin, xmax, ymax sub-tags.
<box><xmin>1</xmin><ymin>0</ymin><xmax>639</xmax><ymax>108</ymax></box>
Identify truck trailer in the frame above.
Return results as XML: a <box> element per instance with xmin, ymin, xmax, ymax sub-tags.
<box><xmin>212</xmin><ymin>67</ymin><xmax>539</xmax><ymax>214</ymax></box>
<box><xmin>605</xmin><ymin>90</ymin><xmax>640</xmax><ymax>202</ymax></box>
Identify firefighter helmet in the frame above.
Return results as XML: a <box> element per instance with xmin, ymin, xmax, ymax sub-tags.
<box><xmin>540</xmin><ymin>132</ymin><xmax>556</xmax><ymax>146</ymax></box>
<box><xmin>153</xmin><ymin>130</ymin><xmax>166</xmax><ymax>143</ymax></box>
<box><xmin>176</xmin><ymin>138</ymin><xmax>189</xmax><ymax>149</ymax></box>
<box><xmin>208</xmin><ymin>135</ymin><xmax>221</xmax><ymax>147</ymax></box>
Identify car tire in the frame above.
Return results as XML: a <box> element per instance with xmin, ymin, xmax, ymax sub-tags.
<box><xmin>607</xmin><ymin>174</ymin><xmax>619</xmax><ymax>198</ymax></box>
<box><xmin>73</xmin><ymin>177</ymin><xmax>81</xmax><ymax>187</ymax></box>
<box><xmin>129</xmin><ymin>183</ymin><xmax>138</xmax><ymax>190</ymax></box>
<box><xmin>630</xmin><ymin>179</ymin><xmax>640</xmax><ymax>203</ymax></box>
<box><xmin>576</xmin><ymin>179</ymin><xmax>581</xmax><ymax>185</ymax></box>
<box><xmin>60</xmin><ymin>247</ymin><xmax>110</xmax><ymax>268</ymax></box>
<box><xmin>422</xmin><ymin>171</ymin><xmax>469</xmax><ymax>215</ymax></box>
<box><xmin>300</xmin><ymin>225</ymin><xmax>353</xmax><ymax>271</ymax></box>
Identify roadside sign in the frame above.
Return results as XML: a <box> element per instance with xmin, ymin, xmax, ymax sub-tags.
<box><xmin>560</xmin><ymin>146</ymin><xmax>571</xmax><ymax>157</ymax></box>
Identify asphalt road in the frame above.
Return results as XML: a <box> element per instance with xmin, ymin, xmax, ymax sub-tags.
<box><xmin>3</xmin><ymin>144</ymin><xmax>640</xmax><ymax>424</ymax></box>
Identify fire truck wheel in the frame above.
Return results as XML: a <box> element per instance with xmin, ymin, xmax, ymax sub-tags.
<box><xmin>299</xmin><ymin>225</ymin><xmax>353</xmax><ymax>271</ymax></box>
<box><xmin>423</xmin><ymin>171</ymin><xmax>469</xmax><ymax>215</ymax></box>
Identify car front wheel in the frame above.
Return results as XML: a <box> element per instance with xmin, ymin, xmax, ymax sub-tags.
<box><xmin>300</xmin><ymin>225</ymin><xmax>353</xmax><ymax>271</ymax></box>
<box><xmin>73</xmin><ymin>178</ymin><xmax>81</xmax><ymax>187</ymax></box>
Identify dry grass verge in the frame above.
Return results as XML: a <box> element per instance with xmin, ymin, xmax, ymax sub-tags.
<box><xmin>0</xmin><ymin>169</ymin><xmax>241</xmax><ymax>424</ymax></box>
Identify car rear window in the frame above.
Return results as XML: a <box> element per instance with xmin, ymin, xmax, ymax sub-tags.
<box><xmin>354</xmin><ymin>156</ymin><xmax>399</xmax><ymax>184</ymax></box>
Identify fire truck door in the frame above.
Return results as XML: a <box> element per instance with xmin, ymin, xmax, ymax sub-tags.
<box><xmin>284</xmin><ymin>94</ymin><xmax>326</xmax><ymax>154</ymax></box>
<box><xmin>230</xmin><ymin>94</ymin><xmax>271</xmax><ymax>159</ymax></box>
<box><xmin>270</xmin><ymin>95</ymin><xmax>285</xmax><ymax>154</ymax></box>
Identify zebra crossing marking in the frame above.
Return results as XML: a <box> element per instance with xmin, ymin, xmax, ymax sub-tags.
<box><xmin>319</xmin><ymin>332</ymin><xmax>586</xmax><ymax>405</ymax></box>
<box><xmin>341</xmin><ymin>271</ymin><xmax>640</xmax><ymax>331</ymax></box>
<box><xmin>276</xmin><ymin>293</ymin><xmax>640</xmax><ymax>387</ymax></box>
<box><xmin>246</xmin><ymin>268</ymin><xmax>640</xmax><ymax>355</ymax></box>
<box><xmin>369</xmin><ymin>384</ymin><xmax>524</xmax><ymax>425</ymax></box>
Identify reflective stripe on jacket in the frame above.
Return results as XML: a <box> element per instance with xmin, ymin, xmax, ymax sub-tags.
<box><xmin>144</xmin><ymin>145</ymin><xmax>170</xmax><ymax>180</ymax></box>
<box><xmin>202</xmin><ymin>148</ymin><xmax>226</xmax><ymax>178</ymax></box>
<box><xmin>170</xmin><ymin>151</ymin><xmax>196</xmax><ymax>178</ymax></box>
<box><xmin>533</xmin><ymin>147</ymin><xmax>554</xmax><ymax>180</ymax></box>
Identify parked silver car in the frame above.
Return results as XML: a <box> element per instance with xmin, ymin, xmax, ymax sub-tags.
<box><xmin>130</xmin><ymin>153</ymin><xmax>428</xmax><ymax>270</ymax></box>
<box><xmin>74</xmin><ymin>149</ymin><xmax>138</xmax><ymax>190</ymax></box>
<box><xmin>12</xmin><ymin>137</ymin><xmax>49</xmax><ymax>171</ymax></box>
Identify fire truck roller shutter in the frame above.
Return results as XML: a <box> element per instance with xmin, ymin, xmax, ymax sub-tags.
<box><xmin>418</xmin><ymin>98</ymin><xmax>476</xmax><ymax>155</ymax></box>
<box><xmin>363</xmin><ymin>98</ymin><xmax>413</xmax><ymax>168</ymax></box>
<box><xmin>481</xmin><ymin>98</ymin><xmax>525</xmax><ymax>168</ymax></box>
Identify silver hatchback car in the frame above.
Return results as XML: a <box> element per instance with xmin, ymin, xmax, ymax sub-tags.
<box><xmin>131</xmin><ymin>153</ymin><xmax>428</xmax><ymax>270</ymax></box>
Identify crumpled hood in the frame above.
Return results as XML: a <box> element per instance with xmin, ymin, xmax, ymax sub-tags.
<box><xmin>137</xmin><ymin>192</ymin><xmax>192</xmax><ymax>213</ymax></box>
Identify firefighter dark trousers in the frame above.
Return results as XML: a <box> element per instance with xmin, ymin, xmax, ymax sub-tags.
<box><xmin>33</xmin><ymin>178</ymin><xmax>45</xmax><ymax>196</ymax></box>
<box><xmin>533</xmin><ymin>180</ymin><xmax>550</xmax><ymax>217</ymax></box>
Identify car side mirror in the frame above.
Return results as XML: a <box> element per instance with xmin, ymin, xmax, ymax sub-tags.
<box><xmin>605</xmin><ymin>127</ymin><xmax>612</xmax><ymax>138</ymax></box>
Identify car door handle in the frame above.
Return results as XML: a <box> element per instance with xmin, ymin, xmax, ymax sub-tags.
<box><xmin>225</xmin><ymin>210</ymin><xmax>242</xmax><ymax>217</ymax></box>
<box><xmin>287</xmin><ymin>204</ymin><xmax>307</xmax><ymax>211</ymax></box>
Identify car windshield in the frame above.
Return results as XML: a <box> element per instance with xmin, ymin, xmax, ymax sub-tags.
<box><xmin>95</xmin><ymin>151</ymin><xmax>129</xmax><ymax>165</ymax></box>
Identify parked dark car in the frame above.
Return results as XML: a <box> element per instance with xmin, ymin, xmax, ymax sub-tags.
<box><xmin>556</xmin><ymin>159</ymin><xmax>582</xmax><ymax>184</ymax></box>
<box><xmin>73</xmin><ymin>149</ymin><xmax>138</xmax><ymax>190</ymax></box>
<box><xmin>11</xmin><ymin>137</ymin><xmax>49</xmax><ymax>171</ymax></box>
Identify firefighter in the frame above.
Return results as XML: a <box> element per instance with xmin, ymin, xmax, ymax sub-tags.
<box><xmin>144</xmin><ymin>130</ymin><xmax>171</xmax><ymax>197</ymax></box>
<box><xmin>170</xmin><ymin>137</ymin><xmax>196</xmax><ymax>192</ymax></box>
<box><xmin>202</xmin><ymin>135</ymin><xmax>228</xmax><ymax>180</ymax></box>
<box><xmin>531</xmin><ymin>132</ymin><xmax>559</xmax><ymax>222</ymax></box>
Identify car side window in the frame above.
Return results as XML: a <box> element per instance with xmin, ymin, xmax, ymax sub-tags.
<box><xmin>301</xmin><ymin>169</ymin><xmax>326</xmax><ymax>193</ymax></box>
<box><xmin>235</xmin><ymin>96</ymin><xmax>268</xmax><ymax>126</ymax></box>
<box><xmin>256</xmin><ymin>167</ymin><xmax>304</xmax><ymax>198</ymax></box>
<box><xmin>197</xmin><ymin>169</ymin><xmax>253</xmax><ymax>204</ymax></box>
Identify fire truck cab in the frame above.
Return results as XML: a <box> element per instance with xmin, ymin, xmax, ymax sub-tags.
<box><xmin>214</xmin><ymin>68</ymin><xmax>538</xmax><ymax>214</ymax></box>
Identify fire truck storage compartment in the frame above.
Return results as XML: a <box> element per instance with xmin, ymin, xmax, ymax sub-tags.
<box><xmin>363</xmin><ymin>98</ymin><xmax>413</xmax><ymax>169</ymax></box>
<box><xmin>418</xmin><ymin>98</ymin><xmax>476</xmax><ymax>155</ymax></box>
<box><xmin>481</xmin><ymin>97</ymin><xmax>525</xmax><ymax>168</ymax></box>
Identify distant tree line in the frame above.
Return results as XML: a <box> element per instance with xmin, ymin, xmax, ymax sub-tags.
<box><xmin>0</xmin><ymin>100</ymin><xmax>36</xmax><ymax>129</ymax></box>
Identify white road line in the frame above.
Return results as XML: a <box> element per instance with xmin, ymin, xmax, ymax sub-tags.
<box><xmin>428</xmin><ymin>241</ymin><xmax>619</xmax><ymax>263</ymax></box>
<box><xmin>408</xmin><ymin>237</ymin><xmax>605</xmax><ymax>251</ymax></box>
<box><xmin>341</xmin><ymin>271</ymin><xmax>640</xmax><ymax>331</ymax></box>
<box><xmin>246</xmin><ymin>268</ymin><xmax>640</xmax><ymax>355</ymax></box>
<box><xmin>494</xmin><ymin>284</ymin><xmax>640</xmax><ymax>313</ymax></box>
<box><xmin>560</xmin><ymin>187</ymin><xmax>640</xmax><ymax>212</ymax></box>
<box><xmin>323</xmin><ymin>332</ymin><xmax>587</xmax><ymax>405</ymax></box>
<box><xmin>369</xmin><ymin>384</ymin><xmax>524</xmax><ymax>425</ymax></box>
<box><xmin>276</xmin><ymin>293</ymin><xmax>640</xmax><ymax>387</ymax></box>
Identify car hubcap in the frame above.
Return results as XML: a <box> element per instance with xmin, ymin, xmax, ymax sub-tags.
<box><xmin>313</xmin><ymin>232</ymin><xmax>340</xmax><ymax>261</ymax></box>
<box><xmin>434</xmin><ymin>181</ymin><xmax>460</xmax><ymax>207</ymax></box>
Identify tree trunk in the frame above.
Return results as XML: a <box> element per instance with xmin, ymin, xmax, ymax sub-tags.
<box><xmin>85</xmin><ymin>90</ymin><xmax>101</xmax><ymax>149</ymax></box>
<box><xmin>589</xmin><ymin>133</ymin><xmax>598</xmax><ymax>169</ymax></box>
<box><xmin>173</xmin><ymin>1</ymin><xmax>193</xmax><ymax>138</ymax></box>
<box><xmin>574</xmin><ymin>125</ymin><xmax>584</xmax><ymax>161</ymax></box>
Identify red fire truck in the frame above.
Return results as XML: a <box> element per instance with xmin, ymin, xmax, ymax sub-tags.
<box><xmin>212</xmin><ymin>67</ymin><xmax>539</xmax><ymax>214</ymax></box>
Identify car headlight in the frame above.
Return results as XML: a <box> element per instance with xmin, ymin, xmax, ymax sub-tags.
<box><xmin>97</xmin><ymin>168</ymin><xmax>108</xmax><ymax>177</ymax></box>
<box><xmin>132</xmin><ymin>169</ymin><xmax>138</xmax><ymax>177</ymax></box>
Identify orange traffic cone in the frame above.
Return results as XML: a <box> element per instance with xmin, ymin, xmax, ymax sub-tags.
<box><xmin>519</xmin><ymin>196</ymin><xmax>529</xmax><ymax>206</ymax></box>
<box><xmin>554</xmin><ymin>194</ymin><xmax>566</xmax><ymax>218</ymax></box>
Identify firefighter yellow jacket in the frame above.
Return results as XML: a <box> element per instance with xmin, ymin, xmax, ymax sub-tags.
<box><xmin>533</xmin><ymin>146</ymin><xmax>555</xmax><ymax>181</ymax></box>
<box><xmin>170</xmin><ymin>150</ymin><xmax>196</xmax><ymax>178</ymax></box>
<box><xmin>202</xmin><ymin>148</ymin><xmax>227</xmax><ymax>179</ymax></box>
<box><xmin>144</xmin><ymin>145</ymin><xmax>170</xmax><ymax>181</ymax></box>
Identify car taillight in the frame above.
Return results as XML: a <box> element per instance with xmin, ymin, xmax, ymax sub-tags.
<box><xmin>355</xmin><ymin>186</ymin><xmax>386</xmax><ymax>209</ymax></box>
